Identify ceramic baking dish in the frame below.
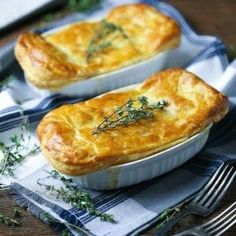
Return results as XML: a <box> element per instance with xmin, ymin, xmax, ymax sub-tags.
<box><xmin>26</xmin><ymin>20</ymin><xmax>171</xmax><ymax>97</ymax></box>
<box><xmin>64</xmin><ymin>124</ymin><xmax>211</xmax><ymax>190</ymax></box>
<box><xmin>56</xmin><ymin>82</ymin><xmax>212</xmax><ymax>190</ymax></box>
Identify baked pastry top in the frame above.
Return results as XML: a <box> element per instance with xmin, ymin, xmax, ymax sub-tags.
<box><xmin>37</xmin><ymin>68</ymin><xmax>229</xmax><ymax>176</ymax></box>
<box><xmin>15</xmin><ymin>3</ymin><xmax>180</xmax><ymax>89</ymax></box>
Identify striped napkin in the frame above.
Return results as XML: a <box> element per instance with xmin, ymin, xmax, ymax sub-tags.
<box><xmin>9</xmin><ymin>61</ymin><xmax>236</xmax><ymax>235</ymax></box>
<box><xmin>0</xmin><ymin>0</ymin><xmax>236</xmax><ymax>235</ymax></box>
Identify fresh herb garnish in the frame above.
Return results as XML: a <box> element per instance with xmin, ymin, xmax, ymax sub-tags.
<box><xmin>0</xmin><ymin>183</ymin><xmax>5</xmax><ymax>190</ymax></box>
<box><xmin>156</xmin><ymin>205</ymin><xmax>183</xmax><ymax>229</ymax></box>
<box><xmin>12</xmin><ymin>208</ymin><xmax>22</xmax><ymax>218</ymax></box>
<box><xmin>68</xmin><ymin>0</ymin><xmax>102</xmax><ymax>12</ymax></box>
<box><xmin>41</xmin><ymin>212</ymin><xmax>90</xmax><ymax>236</ymax></box>
<box><xmin>37</xmin><ymin>170</ymin><xmax>115</xmax><ymax>223</ymax></box>
<box><xmin>0</xmin><ymin>208</ymin><xmax>22</xmax><ymax>227</ymax></box>
<box><xmin>40</xmin><ymin>0</ymin><xmax>103</xmax><ymax>25</ymax></box>
<box><xmin>228</xmin><ymin>44</ymin><xmax>236</xmax><ymax>60</ymax></box>
<box><xmin>0</xmin><ymin>75</ymin><xmax>14</xmax><ymax>92</ymax></box>
<box><xmin>86</xmin><ymin>20</ymin><xmax>128</xmax><ymax>62</ymax></box>
<box><xmin>41</xmin><ymin>13</ymin><xmax>55</xmax><ymax>22</ymax></box>
<box><xmin>93</xmin><ymin>96</ymin><xmax>168</xmax><ymax>134</ymax></box>
<box><xmin>0</xmin><ymin>116</ymin><xmax>40</xmax><ymax>177</ymax></box>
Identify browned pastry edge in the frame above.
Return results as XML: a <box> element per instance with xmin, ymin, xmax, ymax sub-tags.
<box><xmin>14</xmin><ymin>32</ymin><xmax>90</xmax><ymax>89</ymax></box>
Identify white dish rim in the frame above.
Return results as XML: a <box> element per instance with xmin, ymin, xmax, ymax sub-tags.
<box><xmin>98</xmin><ymin>124</ymin><xmax>212</xmax><ymax>171</ymax></box>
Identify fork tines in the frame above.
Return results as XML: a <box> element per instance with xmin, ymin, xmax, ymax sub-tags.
<box><xmin>201</xmin><ymin>201</ymin><xmax>236</xmax><ymax>236</ymax></box>
<box><xmin>192</xmin><ymin>163</ymin><xmax>236</xmax><ymax>210</ymax></box>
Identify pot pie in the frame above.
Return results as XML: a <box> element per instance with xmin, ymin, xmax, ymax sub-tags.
<box><xmin>14</xmin><ymin>3</ymin><xmax>180</xmax><ymax>90</ymax></box>
<box><xmin>37</xmin><ymin>68</ymin><xmax>229</xmax><ymax>176</ymax></box>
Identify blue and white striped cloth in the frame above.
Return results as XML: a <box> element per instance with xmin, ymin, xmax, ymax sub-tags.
<box><xmin>0</xmin><ymin>0</ymin><xmax>229</xmax><ymax>131</ymax></box>
<box><xmin>1</xmin><ymin>0</ymin><xmax>236</xmax><ymax>235</ymax></box>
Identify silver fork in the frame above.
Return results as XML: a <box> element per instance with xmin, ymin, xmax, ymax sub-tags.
<box><xmin>155</xmin><ymin>163</ymin><xmax>236</xmax><ymax>236</ymax></box>
<box><xmin>175</xmin><ymin>201</ymin><xmax>236</xmax><ymax>236</ymax></box>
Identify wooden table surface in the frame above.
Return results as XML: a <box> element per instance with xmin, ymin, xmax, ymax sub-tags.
<box><xmin>0</xmin><ymin>0</ymin><xmax>236</xmax><ymax>235</ymax></box>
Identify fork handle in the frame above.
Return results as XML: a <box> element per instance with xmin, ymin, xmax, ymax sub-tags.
<box><xmin>155</xmin><ymin>207</ymin><xmax>194</xmax><ymax>236</ymax></box>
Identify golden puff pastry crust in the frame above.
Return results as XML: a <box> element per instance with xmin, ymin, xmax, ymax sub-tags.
<box><xmin>15</xmin><ymin>3</ymin><xmax>180</xmax><ymax>89</ymax></box>
<box><xmin>37</xmin><ymin>68</ymin><xmax>229</xmax><ymax>176</ymax></box>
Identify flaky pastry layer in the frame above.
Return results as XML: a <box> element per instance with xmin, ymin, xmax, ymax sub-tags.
<box><xmin>37</xmin><ymin>68</ymin><xmax>229</xmax><ymax>176</ymax></box>
<box><xmin>15</xmin><ymin>3</ymin><xmax>180</xmax><ymax>89</ymax></box>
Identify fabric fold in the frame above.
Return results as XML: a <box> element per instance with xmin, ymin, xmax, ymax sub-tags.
<box><xmin>1</xmin><ymin>0</ymin><xmax>236</xmax><ymax>235</ymax></box>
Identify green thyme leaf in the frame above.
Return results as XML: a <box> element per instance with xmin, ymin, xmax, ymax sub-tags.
<box><xmin>86</xmin><ymin>20</ymin><xmax>128</xmax><ymax>62</ymax></box>
<box><xmin>0</xmin><ymin>75</ymin><xmax>14</xmax><ymax>92</ymax></box>
<box><xmin>12</xmin><ymin>208</ymin><xmax>22</xmax><ymax>218</ymax></box>
<box><xmin>0</xmin><ymin>117</ymin><xmax>40</xmax><ymax>177</ymax></box>
<box><xmin>93</xmin><ymin>96</ymin><xmax>168</xmax><ymax>134</ymax></box>
<box><xmin>0</xmin><ymin>214</ymin><xmax>21</xmax><ymax>227</ymax></box>
<box><xmin>228</xmin><ymin>44</ymin><xmax>236</xmax><ymax>60</ymax></box>
<box><xmin>37</xmin><ymin>171</ymin><xmax>116</xmax><ymax>223</ymax></box>
<box><xmin>0</xmin><ymin>209</ymin><xmax>22</xmax><ymax>227</ymax></box>
<box><xmin>41</xmin><ymin>13</ymin><xmax>55</xmax><ymax>22</ymax></box>
<box><xmin>68</xmin><ymin>0</ymin><xmax>102</xmax><ymax>12</ymax></box>
<box><xmin>41</xmin><ymin>212</ymin><xmax>90</xmax><ymax>236</ymax></box>
<box><xmin>156</xmin><ymin>204</ymin><xmax>184</xmax><ymax>229</ymax></box>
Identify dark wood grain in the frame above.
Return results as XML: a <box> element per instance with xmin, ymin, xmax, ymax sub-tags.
<box><xmin>0</xmin><ymin>0</ymin><xmax>236</xmax><ymax>235</ymax></box>
<box><xmin>168</xmin><ymin>0</ymin><xmax>236</xmax><ymax>46</ymax></box>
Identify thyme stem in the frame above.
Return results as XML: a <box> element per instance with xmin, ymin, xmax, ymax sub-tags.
<box><xmin>0</xmin><ymin>116</ymin><xmax>40</xmax><ymax>178</ymax></box>
<box><xmin>0</xmin><ymin>75</ymin><xmax>14</xmax><ymax>92</ymax></box>
<box><xmin>0</xmin><ymin>208</ymin><xmax>22</xmax><ymax>227</ymax></box>
<box><xmin>156</xmin><ymin>204</ymin><xmax>184</xmax><ymax>229</ymax></box>
<box><xmin>41</xmin><ymin>212</ymin><xmax>91</xmax><ymax>236</ymax></box>
<box><xmin>93</xmin><ymin>96</ymin><xmax>168</xmax><ymax>134</ymax></box>
<box><xmin>37</xmin><ymin>170</ymin><xmax>116</xmax><ymax>223</ymax></box>
<box><xmin>86</xmin><ymin>20</ymin><xmax>128</xmax><ymax>62</ymax></box>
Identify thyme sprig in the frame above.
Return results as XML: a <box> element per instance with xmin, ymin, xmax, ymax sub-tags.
<box><xmin>156</xmin><ymin>204</ymin><xmax>184</xmax><ymax>229</ymax></box>
<box><xmin>86</xmin><ymin>20</ymin><xmax>128</xmax><ymax>62</ymax></box>
<box><xmin>68</xmin><ymin>0</ymin><xmax>102</xmax><ymax>12</ymax></box>
<box><xmin>0</xmin><ymin>117</ymin><xmax>40</xmax><ymax>177</ymax></box>
<box><xmin>12</xmin><ymin>208</ymin><xmax>22</xmax><ymax>218</ymax></box>
<box><xmin>0</xmin><ymin>208</ymin><xmax>22</xmax><ymax>227</ymax></box>
<box><xmin>37</xmin><ymin>170</ymin><xmax>115</xmax><ymax>223</ymax></box>
<box><xmin>0</xmin><ymin>75</ymin><xmax>14</xmax><ymax>92</ymax></box>
<box><xmin>228</xmin><ymin>44</ymin><xmax>236</xmax><ymax>60</ymax></box>
<box><xmin>41</xmin><ymin>212</ymin><xmax>90</xmax><ymax>236</ymax></box>
<box><xmin>93</xmin><ymin>96</ymin><xmax>168</xmax><ymax>134</ymax></box>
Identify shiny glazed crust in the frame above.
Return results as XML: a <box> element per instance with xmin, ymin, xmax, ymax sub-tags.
<box><xmin>15</xmin><ymin>3</ymin><xmax>180</xmax><ymax>89</ymax></box>
<box><xmin>37</xmin><ymin>68</ymin><xmax>229</xmax><ymax>176</ymax></box>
